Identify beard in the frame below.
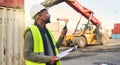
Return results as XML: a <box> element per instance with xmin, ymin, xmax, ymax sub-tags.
<box><xmin>44</xmin><ymin>17</ymin><xmax>51</xmax><ymax>24</ymax></box>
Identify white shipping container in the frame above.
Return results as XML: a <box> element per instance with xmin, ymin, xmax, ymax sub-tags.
<box><xmin>0</xmin><ymin>7</ymin><xmax>25</xmax><ymax>65</ymax></box>
<box><xmin>0</xmin><ymin>7</ymin><xmax>5</xmax><ymax>65</ymax></box>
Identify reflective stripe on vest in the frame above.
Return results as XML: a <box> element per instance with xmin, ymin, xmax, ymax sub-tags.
<box><xmin>25</xmin><ymin>25</ymin><xmax>61</xmax><ymax>65</ymax></box>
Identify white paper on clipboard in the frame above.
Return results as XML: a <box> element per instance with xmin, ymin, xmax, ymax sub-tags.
<box><xmin>56</xmin><ymin>46</ymin><xmax>78</xmax><ymax>60</ymax></box>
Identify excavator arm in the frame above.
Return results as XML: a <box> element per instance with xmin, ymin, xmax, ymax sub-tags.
<box><xmin>41</xmin><ymin>0</ymin><xmax>101</xmax><ymax>26</ymax></box>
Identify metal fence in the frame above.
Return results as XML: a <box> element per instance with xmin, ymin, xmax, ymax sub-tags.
<box><xmin>0</xmin><ymin>7</ymin><xmax>25</xmax><ymax>65</ymax></box>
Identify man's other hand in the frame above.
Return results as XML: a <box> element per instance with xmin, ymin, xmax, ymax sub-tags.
<box><xmin>49</xmin><ymin>56</ymin><xmax>59</xmax><ymax>65</ymax></box>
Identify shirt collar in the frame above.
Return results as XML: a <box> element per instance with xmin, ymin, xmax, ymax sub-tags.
<box><xmin>34</xmin><ymin>22</ymin><xmax>47</xmax><ymax>33</ymax></box>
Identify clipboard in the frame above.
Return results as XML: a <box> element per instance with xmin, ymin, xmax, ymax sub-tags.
<box><xmin>55</xmin><ymin>45</ymin><xmax>78</xmax><ymax>60</ymax></box>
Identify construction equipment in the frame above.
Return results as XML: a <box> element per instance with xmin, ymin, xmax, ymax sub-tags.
<box><xmin>41</xmin><ymin>0</ymin><xmax>108</xmax><ymax>48</ymax></box>
<box><xmin>63</xmin><ymin>13</ymin><xmax>104</xmax><ymax>47</ymax></box>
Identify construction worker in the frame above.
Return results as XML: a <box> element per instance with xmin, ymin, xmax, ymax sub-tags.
<box><xmin>23</xmin><ymin>3</ymin><xmax>67</xmax><ymax>65</ymax></box>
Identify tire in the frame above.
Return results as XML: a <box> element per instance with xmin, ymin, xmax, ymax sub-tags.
<box><xmin>67</xmin><ymin>39</ymin><xmax>74</xmax><ymax>47</ymax></box>
<box><xmin>72</xmin><ymin>37</ymin><xmax>78</xmax><ymax>45</ymax></box>
<box><xmin>76</xmin><ymin>36</ymin><xmax>87</xmax><ymax>48</ymax></box>
<box><xmin>100</xmin><ymin>34</ymin><xmax>107</xmax><ymax>45</ymax></box>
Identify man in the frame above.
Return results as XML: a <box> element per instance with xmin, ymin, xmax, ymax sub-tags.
<box><xmin>24</xmin><ymin>4</ymin><xmax>67</xmax><ymax>65</ymax></box>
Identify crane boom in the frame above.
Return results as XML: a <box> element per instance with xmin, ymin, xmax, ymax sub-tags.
<box><xmin>41</xmin><ymin>0</ymin><xmax>101</xmax><ymax>26</ymax></box>
<box><xmin>65</xmin><ymin>0</ymin><xmax>101</xmax><ymax>26</ymax></box>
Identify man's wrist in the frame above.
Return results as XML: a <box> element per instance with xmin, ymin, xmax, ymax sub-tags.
<box><xmin>59</xmin><ymin>35</ymin><xmax>65</xmax><ymax>38</ymax></box>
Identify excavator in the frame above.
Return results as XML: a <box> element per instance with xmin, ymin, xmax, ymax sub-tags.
<box><xmin>41</xmin><ymin>0</ymin><xmax>108</xmax><ymax>48</ymax></box>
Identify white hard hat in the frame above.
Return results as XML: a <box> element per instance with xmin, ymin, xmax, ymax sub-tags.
<box><xmin>30</xmin><ymin>3</ymin><xmax>46</xmax><ymax>19</ymax></box>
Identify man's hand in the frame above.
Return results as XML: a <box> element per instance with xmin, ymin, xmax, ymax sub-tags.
<box><xmin>49</xmin><ymin>56</ymin><xmax>59</xmax><ymax>65</ymax></box>
<box><xmin>60</xmin><ymin>28</ymin><xmax>67</xmax><ymax>38</ymax></box>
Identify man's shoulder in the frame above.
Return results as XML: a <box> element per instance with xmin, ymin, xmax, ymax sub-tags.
<box><xmin>24</xmin><ymin>27</ymin><xmax>32</xmax><ymax>38</ymax></box>
<box><xmin>24</xmin><ymin>25</ymin><xmax>35</xmax><ymax>34</ymax></box>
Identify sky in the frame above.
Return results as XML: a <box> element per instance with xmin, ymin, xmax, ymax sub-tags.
<box><xmin>24</xmin><ymin>0</ymin><xmax>120</xmax><ymax>30</ymax></box>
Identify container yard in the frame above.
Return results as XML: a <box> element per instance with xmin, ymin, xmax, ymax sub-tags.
<box><xmin>0</xmin><ymin>0</ymin><xmax>120</xmax><ymax>65</ymax></box>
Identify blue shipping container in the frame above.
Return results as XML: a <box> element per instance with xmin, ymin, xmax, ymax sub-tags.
<box><xmin>112</xmin><ymin>34</ymin><xmax>120</xmax><ymax>39</ymax></box>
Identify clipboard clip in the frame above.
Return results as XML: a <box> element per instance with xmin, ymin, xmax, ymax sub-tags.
<box><xmin>69</xmin><ymin>45</ymin><xmax>78</xmax><ymax>53</ymax></box>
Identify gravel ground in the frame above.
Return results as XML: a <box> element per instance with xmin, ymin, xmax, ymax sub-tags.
<box><xmin>59</xmin><ymin>39</ymin><xmax>120</xmax><ymax>65</ymax></box>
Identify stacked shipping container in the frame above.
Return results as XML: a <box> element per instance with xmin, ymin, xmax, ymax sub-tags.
<box><xmin>112</xmin><ymin>23</ymin><xmax>120</xmax><ymax>39</ymax></box>
<box><xmin>0</xmin><ymin>0</ymin><xmax>24</xmax><ymax>8</ymax></box>
<box><xmin>0</xmin><ymin>0</ymin><xmax>25</xmax><ymax>65</ymax></box>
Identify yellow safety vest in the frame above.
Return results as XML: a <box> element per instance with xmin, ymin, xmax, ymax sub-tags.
<box><xmin>25</xmin><ymin>25</ymin><xmax>61</xmax><ymax>65</ymax></box>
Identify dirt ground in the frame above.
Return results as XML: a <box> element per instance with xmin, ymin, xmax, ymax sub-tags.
<box><xmin>59</xmin><ymin>39</ymin><xmax>120</xmax><ymax>65</ymax></box>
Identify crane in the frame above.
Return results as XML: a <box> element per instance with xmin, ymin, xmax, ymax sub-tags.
<box><xmin>41</xmin><ymin>0</ymin><xmax>101</xmax><ymax>26</ymax></box>
<box><xmin>41</xmin><ymin>0</ymin><xmax>107</xmax><ymax>48</ymax></box>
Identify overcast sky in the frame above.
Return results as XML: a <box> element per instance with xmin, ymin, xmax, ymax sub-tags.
<box><xmin>24</xmin><ymin>0</ymin><xmax>120</xmax><ymax>30</ymax></box>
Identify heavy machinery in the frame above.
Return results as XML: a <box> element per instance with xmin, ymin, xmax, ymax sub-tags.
<box><xmin>63</xmin><ymin>13</ymin><xmax>104</xmax><ymax>47</ymax></box>
<box><xmin>41</xmin><ymin>0</ymin><xmax>108</xmax><ymax>48</ymax></box>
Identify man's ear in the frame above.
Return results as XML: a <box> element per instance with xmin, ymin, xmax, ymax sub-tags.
<box><xmin>39</xmin><ymin>12</ymin><xmax>42</xmax><ymax>17</ymax></box>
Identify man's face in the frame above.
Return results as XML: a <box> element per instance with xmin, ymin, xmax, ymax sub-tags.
<box><xmin>39</xmin><ymin>9</ymin><xmax>50</xmax><ymax>24</ymax></box>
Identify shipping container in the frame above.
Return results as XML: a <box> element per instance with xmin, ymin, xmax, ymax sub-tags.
<box><xmin>112</xmin><ymin>34</ymin><xmax>120</xmax><ymax>39</ymax></box>
<box><xmin>0</xmin><ymin>0</ymin><xmax>24</xmax><ymax>8</ymax></box>
<box><xmin>112</xmin><ymin>23</ymin><xmax>120</xmax><ymax>34</ymax></box>
<box><xmin>114</xmin><ymin>23</ymin><xmax>120</xmax><ymax>26</ymax></box>
<box><xmin>112</xmin><ymin>30</ymin><xmax>120</xmax><ymax>34</ymax></box>
<box><xmin>114</xmin><ymin>27</ymin><xmax>120</xmax><ymax>30</ymax></box>
<box><xmin>114</xmin><ymin>23</ymin><xmax>120</xmax><ymax>29</ymax></box>
<box><xmin>114</xmin><ymin>25</ymin><xmax>120</xmax><ymax>28</ymax></box>
<box><xmin>0</xmin><ymin>6</ymin><xmax>25</xmax><ymax>65</ymax></box>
